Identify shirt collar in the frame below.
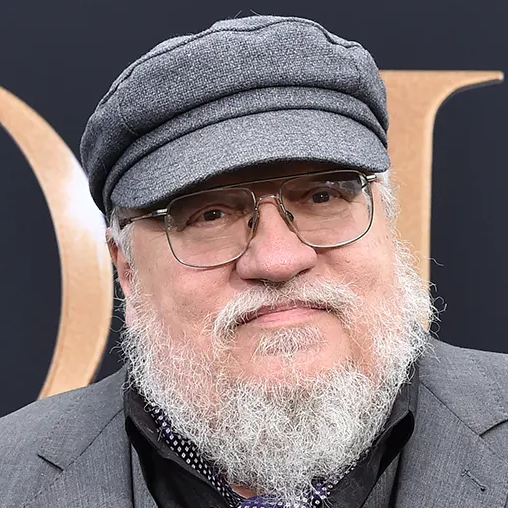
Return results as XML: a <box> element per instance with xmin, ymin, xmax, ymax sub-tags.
<box><xmin>125</xmin><ymin>366</ymin><xmax>419</xmax><ymax>507</ymax></box>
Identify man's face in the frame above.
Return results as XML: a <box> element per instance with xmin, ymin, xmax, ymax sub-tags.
<box><xmin>116</xmin><ymin>161</ymin><xmax>397</xmax><ymax>383</ymax></box>
<box><xmin>112</xmin><ymin>161</ymin><xmax>430</xmax><ymax>500</ymax></box>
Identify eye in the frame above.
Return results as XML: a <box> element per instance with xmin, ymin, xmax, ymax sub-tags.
<box><xmin>202</xmin><ymin>209</ymin><xmax>224</xmax><ymax>222</ymax></box>
<box><xmin>189</xmin><ymin>207</ymin><xmax>228</xmax><ymax>225</ymax></box>
<box><xmin>185</xmin><ymin>206</ymin><xmax>239</xmax><ymax>228</ymax></box>
<box><xmin>303</xmin><ymin>187</ymin><xmax>341</xmax><ymax>204</ymax></box>
<box><xmin>310</xmin><ymin>191</ymin><xmax>331</xmax><ymax>203</ymax></box>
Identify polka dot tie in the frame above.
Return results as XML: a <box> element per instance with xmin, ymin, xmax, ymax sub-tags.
<box><xmin>148</xmin><ymin>403</ymin><xmax>354</xmax><ymax>508</ymax></box>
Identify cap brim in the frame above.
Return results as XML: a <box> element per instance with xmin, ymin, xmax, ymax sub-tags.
<box><xmin>109</xmin><ymin>109</ymin><xmax>389</xmax><ymax>211</ymax></box>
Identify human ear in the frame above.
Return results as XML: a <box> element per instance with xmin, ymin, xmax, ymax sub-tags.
<box><xmin>106</xmin><ymin>227</ymin><xmax>134</xmax><ymax>298</ymax></box>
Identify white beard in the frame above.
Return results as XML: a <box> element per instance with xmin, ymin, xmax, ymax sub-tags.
<box><xmin>121</xmin><ymin>237</ymin><xmax>433</xmax><ymax>505</ymax></box>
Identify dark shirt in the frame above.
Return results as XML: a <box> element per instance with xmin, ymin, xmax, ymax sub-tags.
<box><xmin>125</xmin><ymin>370</ymin><xmax>418</xmax><ymax>508</ymax></box>
<box><xmin>145</xmin><ymin>401</ymin><xmax>355</xmax><ymax>507</ymax></box>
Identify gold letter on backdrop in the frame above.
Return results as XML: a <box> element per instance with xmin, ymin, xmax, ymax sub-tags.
<box><xmin>0</xmin><ymin>70</ymin><xmax>502</xmax><ymax>397</ymax></box>
<box><xmin>381</xmin><ymin>71</ymin><xmax>503</xmax><ymax>282</ymax></box>
<box><xmin>0</xmin><ymin>86</ymin><xmax>113</xmax><ymax>398</ymax></box>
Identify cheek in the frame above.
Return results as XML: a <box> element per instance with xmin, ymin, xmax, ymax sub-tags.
<box><xmin>323</xmin><ymin>233</ymin><xmax>395</xmax><ymax>296</ymax></box>
<box><xmin>135</xmin><ymin>248</ymin><xmax>232</xmax><ymax>338</ymax></box>
<box><xmin>171</xmin><ymin>276</ymin><xmax>227</xmax><ymax>321</ymax></box>
<box><xmin>319</xmin><ymin>190</ymin><xmax>395</xmax><ymax>290</ymax></box>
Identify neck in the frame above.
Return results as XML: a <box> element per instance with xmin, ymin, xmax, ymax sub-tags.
<box><xmin>231</xmin><ymin>484</ymin><xmax>257</xmax><ymax>499</ymax></box>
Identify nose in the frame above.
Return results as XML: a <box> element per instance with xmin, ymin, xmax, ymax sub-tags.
<box><xmin>235</xmin><ymin>197</ymin><xmax>317</xmax><ymax>283</ymax></box>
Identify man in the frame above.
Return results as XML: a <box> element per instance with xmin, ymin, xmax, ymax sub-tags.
<box><xmin>1</xmin><ymin>14</ymin><xmax>508</xmax><ymax>508</ymax></box>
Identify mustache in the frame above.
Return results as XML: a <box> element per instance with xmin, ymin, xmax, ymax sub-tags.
<box><xmin>210</xmin><ymin>277</ymin><xmax>361</xmax><ymax>342</ymax></box>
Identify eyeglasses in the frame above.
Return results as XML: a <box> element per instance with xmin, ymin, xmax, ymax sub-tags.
<box><xmin>120</xmin><ymin>169</ymin><xmax>377</xmax><ymax>268</ymax></box>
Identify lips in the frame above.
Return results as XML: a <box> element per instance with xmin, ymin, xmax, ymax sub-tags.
<box><xmin>239</xmin><ymin>302</ymin><xmax>328</xmax><ymax>325</ymax></box>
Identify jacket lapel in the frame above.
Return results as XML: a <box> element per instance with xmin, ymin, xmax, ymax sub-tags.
<box><xmin>21</xmin><ymin>341</ymin><xmax>508</xmax><ymax>507</ymax></box>
<box><xmin>394</xmin><ymin>341</ymin><xmax>508</xmax><ymax>507</ymax></box>
<box><xmin>24</xmin><ymin>370</ymin><xmax>142</xmax><ymax>508</ymax></box>
<box><xmin>26</xmin><ymin>409</ymin><xmax>135</xmax><ymax>507</ymax></box>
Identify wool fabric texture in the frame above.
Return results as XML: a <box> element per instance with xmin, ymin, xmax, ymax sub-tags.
<box><xmin>80</xmin><ymin>15</ymin><xmax>390</xmax><ymax>215</ymax></box>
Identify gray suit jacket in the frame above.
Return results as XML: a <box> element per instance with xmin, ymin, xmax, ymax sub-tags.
<box><xmin>1</xmin><ymin>339</ymin><xmax>508</xmax><ymax>508</ymax></box>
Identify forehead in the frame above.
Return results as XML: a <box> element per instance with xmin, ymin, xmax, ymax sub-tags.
<box><xmin>193</xmin><ymin>160</ymin><xmax>341</xmax><ymax>191</ymax></box>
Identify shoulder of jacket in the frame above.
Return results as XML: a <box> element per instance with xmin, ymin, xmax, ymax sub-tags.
<box><xmin>0</xmin><ymin>369</ymin><xmax>128</xmax><ymax>507</ymax></box>
<box><xmin>419</xmin><ymin>338</ymin><xmax>508</xmax><ymax>435</ymax></box>
<box><xmin>0</xmin><ymin>368</ymin><xmax>126</xmax><ymax>454</ymax></box>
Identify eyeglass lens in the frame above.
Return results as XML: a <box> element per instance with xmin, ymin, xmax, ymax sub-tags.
<box><xmin>165</xmin><ymin>171</ymin><xmax>373</xmax><ymax>267</ymax></box>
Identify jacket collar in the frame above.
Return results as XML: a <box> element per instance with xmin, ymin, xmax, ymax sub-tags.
<box><xmin>419</xmin><ymin>339</ymin><xmax>508</xmax><ymax>435</ymax></box>
<box><xmin>393</xmin><ymin>339</ymin><xmax>508</xmax><ymax>507</ymax></box>
<box><xmin>36</xmin><ymin>369</ymin><xmax>125</xmax><ymax>470</ymax></box>
<box><xmin>27</xmin><ymin>369</ymin><xmax>156</xmax><ymax>508</ymax></box>
<box><xmin>395</xmin><ymin>381</ymin><xmax>508</xmax><ymax>507</ymax></box>
<box><xmin>29</xmin><ymin>339</ymin><xmax>508</xmax><ymax>507</ymax></box>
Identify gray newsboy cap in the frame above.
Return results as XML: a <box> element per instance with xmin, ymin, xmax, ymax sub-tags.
<box><xmin>81</xmin><ymin>15</ymin><xmax>390</xmax><ymax>215</ymax></box>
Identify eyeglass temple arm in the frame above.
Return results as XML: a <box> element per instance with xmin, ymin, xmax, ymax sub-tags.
<box><xmin>118</xmin><ymin>209</ymin><xmax>168</xmax><ymax>229</ymax></box>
